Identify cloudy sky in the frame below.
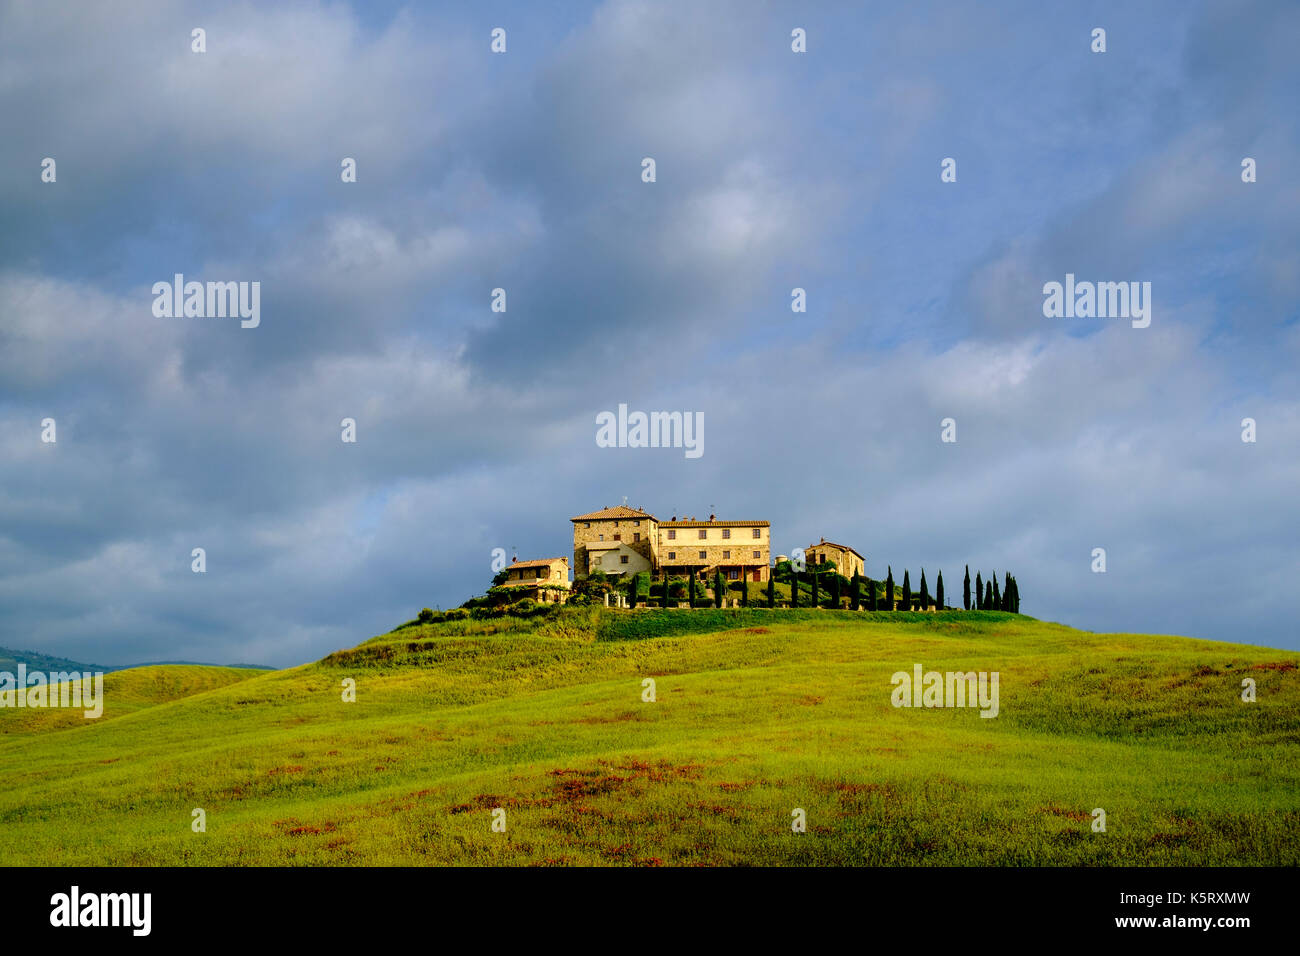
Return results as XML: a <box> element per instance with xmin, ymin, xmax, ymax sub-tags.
<box><xmin>2</xmin><ymin>0</ymin><xmax>1297</xmax><ymax>668</ymax></box>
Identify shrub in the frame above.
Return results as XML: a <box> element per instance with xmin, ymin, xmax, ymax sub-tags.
<box><xmin>418</xmin><ymin>608</ymin><xmax>435</xmax><ymax>623</ymax></box>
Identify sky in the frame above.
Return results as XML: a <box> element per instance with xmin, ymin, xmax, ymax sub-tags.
<box><xmin>1</xmin><ymin>0</ymin><xmax>1297</xmax><ymax>668</ymax></box>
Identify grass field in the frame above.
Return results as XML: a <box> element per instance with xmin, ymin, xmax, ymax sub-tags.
<box><xmin>1</xmin><ymin>608</ymin><xmax>1297</xmax><ymax>866</ymax></box>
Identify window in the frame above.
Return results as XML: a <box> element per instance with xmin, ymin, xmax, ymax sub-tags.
<box><xmin>598</xmin><ymin>534</ymin><xmax>604</xmax><ymax>541</ymax></box>
<box><xmin>722</xmin><ymin>550</ymin><xmax>730</xmax><ymax>559</ymax></box>
<box><xmin>728</xmin><ymin>570</ymin><xmax>739</xmax><ymax>580</ymax></box>
<box><xmin>752</xmin><ymin>528</ymin><xmax>761</xmax><ymax>539</ymax></box>
<box><xmin>613</xmin><ymin>534</ymin><xmax>621</xmax><ymax>541</ymax></box>
<box><xmin>698</xmin><ymin>550</ymin><xmax>707</xmax><ymax>560</ymax></box>
<box><xmin>584</xmin><ymin>522</ymin><xmax>591</xmax><ymax>528</ymax></box>
<box><xmin>752</xmin><ymin>550</ymin><xmax>760</xmax><ymax>559</ymax></box>
<box><xmin>668</xmin><ymin>551</ymin><xmax>676</xmax><ymax>560</ymax></box>
<box><xmin>698</xmin><ymin>529</ymin><xmax>707</xmax><ymax>539</ymax></box>
<box><xmin>620</xmin><ymin>555</ymin><xmax>629</xmax><ymax>564</ymax></box>
<box><xmin>633</xmin><ymin>533</ymin><xmax>640</xmax><ymax>542</ymax></box>
<box><xmin>634</xmin><ymin>520</ymin><xmax>640</xmax><ymax>527</ymax></box>
<box><xmin>667</xmin><ymin>529</ymin><xmax>676</xmax><ymax>540</ymax></box>
<box><xmin>722</xmin><ymin>529</ymin><xmax>731</xmax><ymax>539</ymax></box>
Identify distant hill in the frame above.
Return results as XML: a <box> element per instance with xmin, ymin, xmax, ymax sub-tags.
<box><xmin>0</xmin><ymin>646</ymin><xmax>274</xmax><ymax>673</ymax></box>
<box><xmin>0</xmin><ymin>663</ymin><xmax>266</xmax><ymax>735</ymax></box>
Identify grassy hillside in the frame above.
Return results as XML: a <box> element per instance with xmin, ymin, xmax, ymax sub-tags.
<box><xmin>0</xmin><ymin>665</ymin><xmax>266</xmax><ymax>735</ymax></box>
<box><xmin>0</xmin><ymin>609</ymin><xmax>1296</xmax><ymax>866</ymax></box>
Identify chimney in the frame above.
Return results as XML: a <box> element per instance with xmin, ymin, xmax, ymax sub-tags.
<box><xmin>709</xmin><ymin>513</ymin><xmax>715</xmax><ymax>521</ymax></box>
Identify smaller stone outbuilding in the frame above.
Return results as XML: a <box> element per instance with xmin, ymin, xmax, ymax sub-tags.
<box><xmin>497</xmin><ymin>557</ymin><xmax>571</xmax><ymax>602</ymax></box>
<box><xmin>804</xmin><ymin>538</ymin><xmax>865</xmax><ymax>579</ymax></box>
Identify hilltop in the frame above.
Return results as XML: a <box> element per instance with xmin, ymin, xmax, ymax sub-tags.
<box><xmin>0</xmin><ymin>608</ymin><xmax>1296</xmax><ymax>866</ymax></box>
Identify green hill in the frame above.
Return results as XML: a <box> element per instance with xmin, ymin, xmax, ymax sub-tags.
<box><xmin>0</xmin><ymin>608</ymin><xmax>1296</xmax><ymax>866</ymax></box>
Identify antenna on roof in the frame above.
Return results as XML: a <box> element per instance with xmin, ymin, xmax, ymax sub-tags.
<box><xmin>511</xmin><ymin>545</ymin><xmax>517</xmax><ymax>562</ymax></box>
<box><xmin>622</xmin><ymin>495</ymin><xmax>628</xmax><ymax>506</ymax></box>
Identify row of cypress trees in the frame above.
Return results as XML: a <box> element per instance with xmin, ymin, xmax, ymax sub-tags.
<box><xmin>961</xmin><ymin>565</ymin><xmax>1021</xmax><ymax>612</ymax></box>
<box><xmin>636</xmin><ymin>565</ymin><xmax>1018</xmax><ymax>612</ymax></box>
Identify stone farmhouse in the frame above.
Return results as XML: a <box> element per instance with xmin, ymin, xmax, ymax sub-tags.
<box><xmin>805</xmin><ymin>538</ymin><xmax>865</xmax><ymax>580</ymax></box>
<box><xmin>571</xmin><ymin>505</ymin><xmax>772</xmax><ymax>583</ymax></box>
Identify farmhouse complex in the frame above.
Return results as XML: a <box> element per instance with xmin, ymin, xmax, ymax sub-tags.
<box><xmin>484</xmin><ymin>503</ymin><xmax>1020</xmax><ymax>613</ymax></box>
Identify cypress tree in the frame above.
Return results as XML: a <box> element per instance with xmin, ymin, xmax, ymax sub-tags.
<box><xmin>628</xmin><ymin>572</ymin><xmax>639</xmax><ymax>606</ymax></box>
<box><xmin>984</xmin><ymin>581</ymin><xmax>993</xmax><ymax>609</ymax></box>
<box><xmin>661</xmin><ymin>570</ymin><xmax>669</xmax><ymax>608</ymax></box>
<box><xmin>714</xmin><ymin>571</ymin><xmax>725</xmax><ymax>608</ymax></box>
<box><xmin>963</xmin><ymin>565</ymin><xmax>971</xmax><ymax>611</ymax></box>
<box><xmin>936</xmin><ymin>571</ymin><xmax>945</xmax><ymax>611</ymax></box>
<box><xmin>851</xmin><ymin>574</ymin><xmax>861</xmax><ymax>610</ymax></box>
<box><xmin>885</xmin><ymin>566</ymin><xmax>895</xmax><ymax>611</ymax></box>
<box><xmin>975</xmin><ymin>572</ymin><xmax>983</xmax><ymax>610</ymax></box>
<box><xmin>811</xmin><ymin>569</ymin><xmax>819</xmax><ymax>607</ymax></box>
<box><xmin>1002</xmin><ymin>572</ymin><xmax>1012</xmax><ymax>611</ymax></box>
<box><xmin>868</xmin><ymin>578</ymin><xmax>877</xmax><ymax>611</ymax></box>
<box><xmin>741</xmin><ymin>574</ymin><xmax>749</xmax><ymax>606</ymax></box>
<box><xmin>902</xmin><ymin>570</ymin><xmax>911</xmax><ymax>612</ymax></box>
<box><xmin>832</xmin><ymin>573</ymin><xmax>841</xmax><ymax>608</ymax></box>
<box><xmin>992</xmin><ymin>573</ymin><xmax>1001</xmax><ymax>610</ymax></box>
<box><xmin>790</xmin><ymin>568</ymin><xmax>798</xmax><ymax>608</ymax></box>
<box><xmin>688</xmin><ymin>571</ymin><xmax>696</xmax><ymax>606</ymax></box>
<box><xmin>919</xmin><ymin>569</ymin><xmax>930</xmax><ymax>610</ymax></box>
<box><xmin>767</xmin><ymin>573</ymin><xmax>776</xmax><ymax>608</ymax></box>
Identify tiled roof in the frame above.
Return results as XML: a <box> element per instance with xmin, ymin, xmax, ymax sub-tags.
<box><xmin>570</xmin><ymin>506</ymin><xmax>658</xmax><ymax>521</ymax></box>
<box><xmin>506</xmin><ymin>557</ymin><xmax>568</xmax><ymax>570</ymax></box>
<box><xmin>661</xmin><ymin>519</ymin><xmax>769</xmax><ymax>528</ymax></box>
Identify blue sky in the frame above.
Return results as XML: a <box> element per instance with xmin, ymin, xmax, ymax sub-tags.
<box><xmin>1</xmin><ymin>0</ymin><xmax>1297</xmax><ymax>667</ymax></box>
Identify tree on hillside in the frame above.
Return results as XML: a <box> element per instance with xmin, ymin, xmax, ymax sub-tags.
<box><xmin>492</xmin><ymin>568</ymin><xmax>510</xmax><ymax>588</ymax></box>
<box><xmin>661</xmin><ymin>570</ymin><xmax>669</xmax><ymax>608</ymax></box>
<box><xmin>714</xmin><ymin>571</ymin><xmax>725</xmax><ymax>608</ymax></box>
<box><xmin>627</xmin><ymin>572</ymin><xmax>640</xmax><ymax>605</ymax></box>
<box><xmin>767</xmin><ymin>573</ymin><xmax>776</xmax><ymax>608</ymax></box>
<box><xmin>885</xmin><ymin>566</ymin><xmax>894</xmax><ymax>611</ymax></box>
<box><xmin>811</xmin><ymin>568</ymin><xmax>819</xmax><ymax>607</ymax></box>
<box><xmin>867</xmin><ymin>577</ymin><xmax>877</xmax><ymax>611</ymax></box>
<box><xmin>851</xmin><ymin>574</ymin><xmax>861</xmax><ymax>611</ymax></box>
<box><xmin>1009</xmin><ymin>575</ymin><xmax>1020</xmax><ymax>613</ymax></box>
<box><xmin>984</xmin><ymin>580</ymin><xmax>993</xmax><ymax>609</ymax></box>
<box><xmin>919</xmin><ymin>569</ymin><xmax>930</xmax><ymax>610</ymax></box>
<box><xmin>741</xmin><ymin>575</ymin><xmax>749</xmax><ymax>606</ymax></box>
<box><xmin>688</xmin><ymin>571</ymin><xmax>696</xmax><ymax>605</ymax></box>
<box><xmin>902</xmin><ymin>570</ymin><xmax>911</xmax><ymax>612</ymax></box>
<box><xmin>1002</xmin><ymin>572</ymin><xmax>1012</xmax><ymax>611</ymax></box>
<box><xmin>831</xmin><ymin>573</ymin><xmax>841</xmax><ymax>608</ymax></box>
<box><xmin>992</xmin><ymin>574</ymin><xmax>1001</xmax><ymax>610</ymax></box>
<box><xmin>975</xmin><ymin>572</ymin><xmax>983</xmax><ymax>610</ymax></box>
<box><xmin>936</xmin><ymin>571</ymin><xmax>945</xmax><ymax>610</ymax></box>
<box><xmin>963</xmin><ymin>565</ymin><xmax>971</xmax><ymax>611</ymax></box>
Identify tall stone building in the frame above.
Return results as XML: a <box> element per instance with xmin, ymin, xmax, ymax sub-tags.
<box><xmin>570</xmin><ymin>506</ymin><xmax>659</xmax><ymax>578</ymax></box>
